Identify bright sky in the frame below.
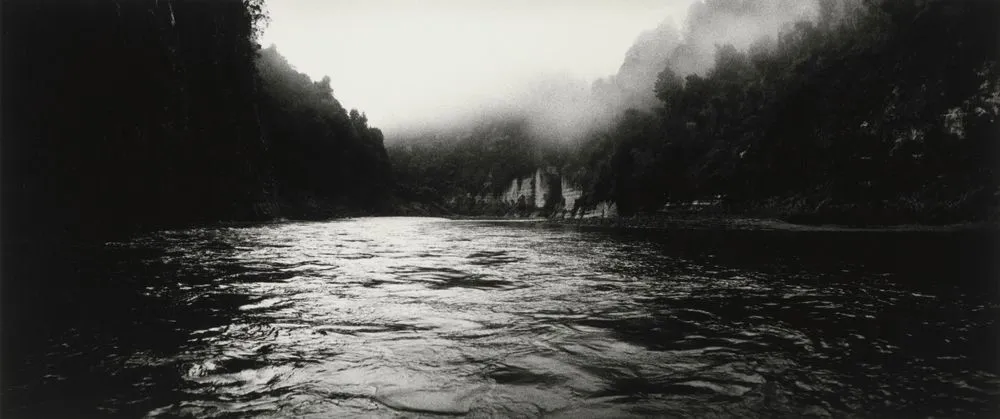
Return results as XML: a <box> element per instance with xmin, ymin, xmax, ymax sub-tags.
<box><xmin>260</xmin><ymin>0</ymin><xmax>696</xmax><ymax>135</ymax></box>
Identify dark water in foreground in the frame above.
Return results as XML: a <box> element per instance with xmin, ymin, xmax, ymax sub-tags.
<box><xmin>3</xmin><ymin>217</ymin><xmax>998</xmax><ymax>418</ymax></box>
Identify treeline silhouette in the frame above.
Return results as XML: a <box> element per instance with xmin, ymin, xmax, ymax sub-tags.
<box><xmin>257</xmin><ymin>46</ymin><xmax>393</xmax><ymax>218</ymax></box>
<box><xmin>2</xmin><ymin>0</ymin><xmax>392</xmax><ymax>244</ymax></box>
<box><xmin>391</xmin><ymin>0</ymin><xmax>998</xmax><ymax>225</ymax></box>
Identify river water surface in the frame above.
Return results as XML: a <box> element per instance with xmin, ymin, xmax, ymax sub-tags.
<box><xmin>4</xmin><ymin>217</ymin><xmax>999</xmax><ymax>418</ymax></box>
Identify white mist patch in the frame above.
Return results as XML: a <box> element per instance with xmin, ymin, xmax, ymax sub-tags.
<box><xmin>261</xmin><ymin>0</ymin><xmax>696</xmax><ymax>137</ymax></box>
<box><xmin>263</xmin><ymin>0</ymin><xmax>821</xmax><ymax>142</ymax></box>
<box><xmin>670</xmin><ymin>0</ymin><xmax>819</xmax><ymax>75</ymax></box>
<box><xmin>506</xmin><ymin>75</ymin><xmax>615</xmax><ymax>141</ymax></box>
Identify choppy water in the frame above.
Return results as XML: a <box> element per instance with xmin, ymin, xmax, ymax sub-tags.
<box><xmin>4</xmin><ymin>217</ymin><xmax>999</xmax><ymax>418</ymax></box>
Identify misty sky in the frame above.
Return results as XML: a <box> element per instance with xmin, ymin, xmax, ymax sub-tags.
<box><xmin>261</xmin><ymin>0</ymin><xmax>697</xmax><ymax>135</ymax></box>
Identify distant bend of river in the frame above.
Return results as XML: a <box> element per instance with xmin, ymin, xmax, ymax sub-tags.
<box><xmin>4</xmin><ymin>217</ymin><xmax>998</xmax><ymax>418</ymax></box>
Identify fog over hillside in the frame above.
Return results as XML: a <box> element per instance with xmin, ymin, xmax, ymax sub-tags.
<box><xmin>389</xmin><ymin>0</ymin><xmax>821</xmax><ymax>143</ymax></box>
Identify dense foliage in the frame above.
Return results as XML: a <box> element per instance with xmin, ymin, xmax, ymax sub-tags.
<box><xmin>392</xmin><ymin>0</ymin><xmax>998</xmax><ymax>225</ymax></box>
<box><xmin>257</xmin><ymin>46</ymin><xmax>393</xmax><ymax>217</ymax></box>
<box><xmin>576</xmin><ymin>0</ymin><xmax>998</xmax><ymax>224</ymax></box>
<box><xmin>2</xmin><ymin>0</ymin><xmax>393</xmax><ymax>242</ymax></box>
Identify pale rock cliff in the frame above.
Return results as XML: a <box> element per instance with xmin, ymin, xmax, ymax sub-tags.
<box><xmin>445</xmin><ymin>167</ymin><xmax>619</xmax><ymax>219</ymax></box>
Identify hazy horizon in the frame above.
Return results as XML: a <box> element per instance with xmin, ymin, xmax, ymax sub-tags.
<box><xmin>260</xmin><ymin>0</ymin><xmax>818</xmax><ymax>140</ymax></box>
<box><xmin>260</xmin><ymin>0</ymin><xmax>698</xmax><ymax>137</ymax></box>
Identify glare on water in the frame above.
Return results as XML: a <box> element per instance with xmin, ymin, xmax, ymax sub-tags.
<box><xmin>7</xmin><ymin>217</ymin><xmax>998</xmax><ymax>418</ymax></box>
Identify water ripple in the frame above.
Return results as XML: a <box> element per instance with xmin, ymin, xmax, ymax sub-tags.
<box><xmin>8</xmin><ymin>217</ymin><xmax>999</xmax><ymax>418</ymax></box>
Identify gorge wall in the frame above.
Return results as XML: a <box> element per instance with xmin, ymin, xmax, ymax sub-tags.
<box><xmin>443</xmin><ymin>167</ymin><xmax>616</xmax><ymax>219</ymax></box>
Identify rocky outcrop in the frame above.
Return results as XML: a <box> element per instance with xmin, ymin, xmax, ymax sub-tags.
<box><xmin>574</xmin><ymin>201</ymin><xmax>619</xmax><ymax>219</ymax></box>
<box><xmin>497</xmin><ymin>168</ymin><xmax>562</xmax><ymax>213</ymax></box>
<box><xmin>470</xmin><ymin>168</ymin><xmax>617</xmax><ymax>219</ymax></box>
<box><xmin>560</xmin><ymin>179</ymin><xmax>582</xmax><ymax>212</ymax></box>
<box><xmin>501</xmin><ymin>174</ymin><xmax>535</xmax><ymax>207</ymax></box>
<box><xmin>437</xmin><ymin>166</ymin><xmax>622</xmax><ymax>219</ymax></box>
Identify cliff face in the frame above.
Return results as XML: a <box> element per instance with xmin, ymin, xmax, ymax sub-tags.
<box><xmin>440</xmin><ymin>167</ymin><xmax>617</xmax><ymax>219</ymax></box>
<box><xmin>501</xmin><ymin>175</ymin><xmax>535</xmax><ymax>207</ymax></box>
<box><xmin>497</xmin><ymin>168</ymin><xmax>559</xmax><ymax>210</ymax></box>
<box><xmin>561</xmin><ymin>179</ymin><xmax>583</xmax><ymax>212</ymax></box>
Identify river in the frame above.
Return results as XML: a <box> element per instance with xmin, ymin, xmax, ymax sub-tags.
<box><xmin>3</xmin><ymin>217</ymin><xmax>998</xmax><ymax>418</ymax></box>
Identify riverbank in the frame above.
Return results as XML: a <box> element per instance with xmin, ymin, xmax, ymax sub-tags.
<box><xmin>543</xmin><ymin>213</ymin><xmax>998</xmax><ymax>233</ymax></box>
<box><xmin>434</xmin><ymin>207</ymin><xmax>997</xmax><ymax>232</ymax></box>
<box><xmin>399</xmin><ymin>192</ymin><xmax>998</xmax><ymax>232</ymax></box>
<box><xmin>430</xmin><ymin>194</ymin><xmax>999</xmax><ymax>232</ymax></box>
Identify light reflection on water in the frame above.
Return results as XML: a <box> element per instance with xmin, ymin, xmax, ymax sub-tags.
<box><xmin>6</xmin><ymin>217</ymin><xmax>999</xmax><ymax>418</ymax></box>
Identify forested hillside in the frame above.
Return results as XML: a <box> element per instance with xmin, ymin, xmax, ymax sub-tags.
<box><xmin>256</xmin><ymin>45</ymin><xmax>393</xmax><ymax>218</ymax></box>
<box><xmin>574</xmin><ymin>0</ymin><xmax>998</xmax><ymax>224</ymax></box>
<box><xmin>391</xmin><ymin>118</ymin><xmax>556</xmax><ymax>211</ymax></box>
<box><xmin>390</xmin><ymin>0</ymin><xmax>999</xmax><ymax>225</ymax></box>
<box><xmin>2</xmin><ymin>0</ymin><xmax>393</xmax><ymax>242</ymax></box>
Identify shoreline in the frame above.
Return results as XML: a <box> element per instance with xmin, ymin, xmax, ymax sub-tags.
<box><xmin>443</xmin><ymin>213</ymin><xmax>998</xmax><ymax>233</ymax></box>
<box><xmin>551</xmin><ymin>216</ymin><xmax>996</xmax><ymax>233</ymax></box>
